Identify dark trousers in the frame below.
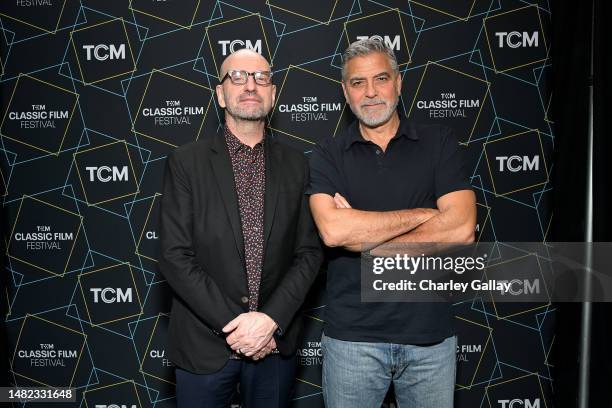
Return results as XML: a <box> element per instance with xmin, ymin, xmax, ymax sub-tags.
<box><xmin>175</xmin><ymin>355</ymin><xmax>296</xmax><ymax>408</ymax></box>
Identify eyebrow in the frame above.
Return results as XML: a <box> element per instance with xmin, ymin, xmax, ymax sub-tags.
<box><xmin>349</xmin><ymin>71</ymin><xmax>391</xmax><ymax>81</ymax></box>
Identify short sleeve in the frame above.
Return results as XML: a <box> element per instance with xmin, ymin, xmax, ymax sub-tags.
<box><xmin>305</xmin><ymin>141</ymin><xmax>342</xmax><ymax>197</ymax></box>
<box><xmin>435</xmin><ymin>126</ymin><xmax>473</xmax><ymax>199</ymax></box>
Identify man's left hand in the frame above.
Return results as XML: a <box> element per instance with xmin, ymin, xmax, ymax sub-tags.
<box><xmin>222</xmin><ymin>312</ymin><xmax>278</xmax><ymax>356</ymax></box>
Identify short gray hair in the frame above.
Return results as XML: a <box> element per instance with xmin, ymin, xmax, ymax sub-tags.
<box><xmin>341</xmin><ymin>38</ymin><xmax>399</xmax><ymax>81</ymax></box>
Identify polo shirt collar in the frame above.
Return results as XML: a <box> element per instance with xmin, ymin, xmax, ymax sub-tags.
<box><xmin>344</xmin><ymin>113</ymin><xmax>418</xmax><ymax>151</ymax></box>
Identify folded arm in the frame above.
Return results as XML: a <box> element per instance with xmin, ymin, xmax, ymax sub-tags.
<box><xmin>309</xmin><ymin>193</ymin><xmax>438</xmax><ymax>252</ymax></box>
<box><xmin>370</xmin><ymin>189</ymin><xmax>476</xmax><ymax>255</ymax></box>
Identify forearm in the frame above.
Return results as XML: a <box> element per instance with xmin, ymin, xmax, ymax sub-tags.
<box><xmin>381</xmin><ymin>204</ymin><xmax>475</xmax><ymax>245</ymax></box>
<box><xmin>316</xmin><ymin>206</ymin><xmax>438</xmax><ymax>250</ymax></box>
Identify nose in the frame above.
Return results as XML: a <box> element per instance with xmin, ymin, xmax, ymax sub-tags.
<box><xmin>244</xmin><ymin>74</ymin><xmax>257</xmax><ymax>91</ymax></box>
<box><xmin>365</xmin><ymin>80</ymin><xmax>377</xmax><ymax>98</ymax></box>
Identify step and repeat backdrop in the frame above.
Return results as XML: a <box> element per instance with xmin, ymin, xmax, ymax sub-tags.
<box><xmin>1</xmin><ymin>1</ymin><xmax>553</xmax><ymax>407</ymax></box>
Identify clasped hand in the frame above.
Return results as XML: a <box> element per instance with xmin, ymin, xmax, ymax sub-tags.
<box><xmin>222</xmin><ymin>312</ymin><xmax>278</xmax><ymax>361</ymax></box>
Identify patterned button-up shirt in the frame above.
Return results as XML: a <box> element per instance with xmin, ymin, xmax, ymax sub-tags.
<box><xmin>224</xmin><ymin>126</ymin><xmax>266</xmax><ymax>312</ymax></box>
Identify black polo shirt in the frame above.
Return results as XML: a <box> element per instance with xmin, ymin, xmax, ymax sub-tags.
<box><xmin>306</xmin><ymin>116</ymin><xmax>472</xmax><ymax>344</ymax></box>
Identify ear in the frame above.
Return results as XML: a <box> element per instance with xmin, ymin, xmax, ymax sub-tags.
<box><xmin>271</xmin><ymin>84</ymin><xmax>277</xmax><ymax>106</ymax></box>
<box><xmin>394</xmin><ymin>72</ymin><xmax>402</xmax><ymax>95</ymax></box>
<box><xmin>215</xmin><ymin>84</ymin><xmax>226</xmax><ymax>108</ymax></box>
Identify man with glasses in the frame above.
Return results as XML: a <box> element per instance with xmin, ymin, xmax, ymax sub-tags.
<box><xmin>159</xmin><ymin>49</ymin><xmax>322</xmax><ymax>407</ymax></box>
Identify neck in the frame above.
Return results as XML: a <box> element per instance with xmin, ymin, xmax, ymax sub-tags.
<box><xmin>225</xmin><ymin>115</ymin><xmax>265</xmax><ymax>147</ymax></box>
<box><xmin>358</xmin><ymin>112</ymin><xmax>401</xmax><ymax>151</ymax></box>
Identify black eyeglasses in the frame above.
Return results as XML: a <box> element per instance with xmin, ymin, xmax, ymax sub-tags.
<box><xmin>220</xmin><ymin>70</ymin><xmax>273</xmax><ymax>86</ymax></box>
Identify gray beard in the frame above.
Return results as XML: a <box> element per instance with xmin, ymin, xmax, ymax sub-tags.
<box><xmin>354</xmin><ymin>97</ymin><xmax>399</xmax><ymax>127</ymax></box>
<box><xmin>226</xmin><ymin>104</ymin><xmax>267</xmax><ymax>121</ymax></box>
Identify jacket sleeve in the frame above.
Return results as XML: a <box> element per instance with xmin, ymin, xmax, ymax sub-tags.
<box><xmin>259</xmin><ymin>159</ymin><xmax>324</xmax><ymax>333</ymax></box>
<box><xmin>158</xmin><ymin>151</ymin><xmax>243</xmax><ymax>333</ymax></box>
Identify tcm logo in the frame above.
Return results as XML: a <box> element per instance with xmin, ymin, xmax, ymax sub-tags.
<box><xmin>495</xmin><ymin>31</ymin><xmax>539</xmax><ymax>48</ymax></box>
<box><xmin>90</xmin><ymin>288</ymin><xmax>133</xmax><ymax>303</ymax></box>
<box><xmin>85</xmin><ymin>166</ymin><xmax>129</xmax><ymax>182</ymax></box>
<box><xmin>82</xmin><ymin>44</ymin><xmax>126</xmax><ymax>61</ymax></box>
<box><xmin>498</xmin><ymin>279</ymin><xmax>540</xmax><ymax>296</ymax></box>
<box><xmin>356</xmin><ymin>35</ymin><xmax>401</xmax><ymax>51</ymax></box>
<box><xmin>495</xmin><ymin>155</ymin><xmax>540</xmax><ymax>172</ymax></box>
<box><xmin>218</xmin><ymin>39</ymin><xmax>262</xmax><ymax>56</ymax></box>
<box><xmin>498</xmin><ymin>399</ymin><xmax>541</xmax><ymax>408</ymax></box>
<box><xmin>95</xmin><ymin>405</ymin><xmax>137</xmax><ymax>408</ymax></box>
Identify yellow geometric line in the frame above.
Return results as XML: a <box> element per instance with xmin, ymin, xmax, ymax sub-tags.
<box><xmin>267</xmin><ymin>65</ymin><xmax>345</xmax><ymax>143</ymax></box>
<box><xmin>332</xmin><ymin>103</ymin><xmax>348</xmax><ymax>140</ymax></box>
<box><xmin>484</xmin><ymin>253</ymin><xmax>551</xmax><ymax>319</ymax></box>
<box><xmin>409</xmin><ymin>0</ymin><xmax>477</xmax><ymax>21</ymax></box>
<box><xmin>6</xmin><ymin>195</ymin><xmax>83</xmax><ymax>276</ymax></box>
<box><xmin>543</xmin><ymin>213</ymin><xmax>553</xmax><ymax>243</ymax></box>
<box><xmin>544</xmin><ymin>335</ymin><xmax>554</xmax><ymax>367</ymax></box>
<box><xmin>454</xmin><ymin>314</ymin><xmax>491</xmax><ymax>331</ymax></box>
<box><xmin>544</xmin><ymin>92</ymin><xmax>553</xmax><ymax>123</ymax></box>
<box><xmin>482</xmin><ymin>5</ymin><xmax>549</xmax><ymax>73</ymax></box>
<box><xmin>83</xmin><ymin>379</ymin><xmax>143</xmax><ymax>408</ymax></box>
<box><xmin>73</xmin><ymin>140</ymin><xmax>140</xmax><ymax>206</ymax></box>
<box><xmin>0</xmin><ymin>0</ymin><xmax>67</xmax><ymax>34</ymax></box>
<box><xmin>406</xmin><ymin>61</ymin><xmax>490</xmax><ymax>144</ymax></box>
<box><xmin>70</xmin><ymin>18</ymin><xmax>138</xmax><ymax>85</ymax></box>
<box><xmin>5</xmin><ymin>286</ymin><xmax>11</xmax><ymax>318</ymax></box>
<box><xmin>139</xmin><ymin>313</ymin><xmax>175</xmax><ymax>385</ymax></box>
<box><xmin>343</xmin><ymin>8</ymin><xmax>412</xmax><ymax>66</ymax></box>
<box><xmin>483</xmin><ymin>129</ymin><xmax>549</xmax><ymax>196</ymax></box>
<box><xmin>129</xmin><ymin>0</ymin><xmax>201</xmax><ymax>29</ymax></box>
<box><xmin>476</xmin><ymin>202</ymin><xmax>492</xmax><ymax>243</ymax></box>
<box><xmin>135</xmin><ymin>193</ymin><xmax>161</xmax><ymax>262</ymax></box>
<box><xmin>11</xmin><ymin>313</ymin><xmax>86</xmax><ymax>388</ymax></box>
<box><xmin>0</xmin><ymin>164</ymin><xmax>7</xmax><ymax>197</ymax></box>
<box><xmin>454</xmin><ymin>316</ymin><xmax>493</xmax><ymax>389</ymax></box>
<box><xmin>131</xmin><ymin>69</ymin><xmax>213</xmax><ymax>147</ymax></box>
<box><xmin>296</xmin><ymin>378</ymin><xmax>322</xmax><ymax>389</ymax></box>
<box><xmin>77</xmin><ymin>262</ymin><xmax>144</xmax><ymax>327</ymax></box>
<box><xmin>484</xmin><ymin>370</ymin><xmax>548</xmax><ymax>408</ymax></box>
<box><xmin>205</xmin><ymin>13</ymin><xmax>274</xmax><ymax>78</ymax></box>
<box><xmin>266</xmin><ymin>0</ymin><xmax>339</xmax><ymax>25</ymax></box>
<box><xmin>0</xmin><ymin>73</ymin><xmax>79</xmax><ymax>156</ymax></box>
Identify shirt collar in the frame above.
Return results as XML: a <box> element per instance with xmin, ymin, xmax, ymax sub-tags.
<box><xmin>224</xmin><ymin>125</ymin><xmax>265</xmax><ymax>154</ymax></box>
<box><xmin>344</xmin><ymin>113</ymin><xmax>418</xmax><ymax>151</ymax></box>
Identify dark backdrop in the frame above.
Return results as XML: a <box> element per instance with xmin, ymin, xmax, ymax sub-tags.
<box><xmin>0</xmin><ymin>1</ymin><xmax>562</xmax><ymax>407</ymax></box>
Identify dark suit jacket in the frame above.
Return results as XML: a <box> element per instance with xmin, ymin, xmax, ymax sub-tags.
<box><xmin>158</xmin><ymin>127</ymin><xmax>323</xmax><ymax>374</ymax></box>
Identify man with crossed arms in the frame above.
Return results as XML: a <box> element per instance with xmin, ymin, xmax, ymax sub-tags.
<box><xmin>307</xmin><ymin>39</ymin><xmax>476</xmax><ymax>407</ymax></box>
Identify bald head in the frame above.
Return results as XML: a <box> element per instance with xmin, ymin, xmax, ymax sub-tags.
<box><xmin>215</xmin><ymin>48</ymin><xmax>276</xmax><ymax>125</ymax></box>
<box><xmin>219</xmin><ymin>49</ymin><xmax>271</xmax><ymax>80</ymax></box>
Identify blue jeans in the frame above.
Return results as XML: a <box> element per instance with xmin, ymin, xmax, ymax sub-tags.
<box><xmin>321</xmin><ymin>333</ymin><xmax>456</xmax><ymax>408</ymax></box>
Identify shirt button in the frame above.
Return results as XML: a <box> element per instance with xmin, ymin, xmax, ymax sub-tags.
<box><xmin>241</xmin><ymin>296</ymin><xmax>249</xmax><ymax>304</ymax></box>
<box><xmin>376</xmin><ymin>149</ymin><xmax>381</xmax><ymax>155</ymax></box>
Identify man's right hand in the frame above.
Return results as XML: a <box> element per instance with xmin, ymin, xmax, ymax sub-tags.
<box><xmin>251</xmin><ymin>337</ymin><xmax>277</xmax><ymax>361</ymax></box>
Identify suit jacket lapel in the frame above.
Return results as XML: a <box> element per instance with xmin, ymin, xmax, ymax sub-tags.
<box><xmin>209</xmin><ymin>131</ymin><xmax>244</xmax><ymax>262</ymax></box>
<box><xmin>263</xmin><ymin>137</ymin><xmax>281</xmax><ymax>249</ymax></box>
